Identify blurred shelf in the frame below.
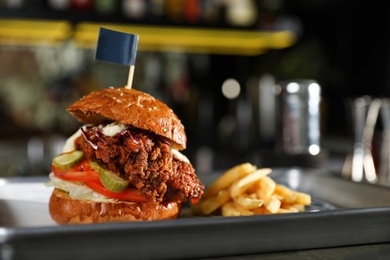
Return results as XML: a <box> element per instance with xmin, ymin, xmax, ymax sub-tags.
<box><xmin>74</xmin><ymin>22</ymin><xmax>296</xmax><ymax>55</ymax></box>
<box><xmin>0</xmin><ymin>18</ymin><xmax>296</xmax><ymax>55</ymax></box>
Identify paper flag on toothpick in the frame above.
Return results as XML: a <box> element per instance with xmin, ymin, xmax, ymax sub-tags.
<box><xmin>95</xmin><ymin>27</ymin><xmax>139</xmax><ymax>89</ymax></box>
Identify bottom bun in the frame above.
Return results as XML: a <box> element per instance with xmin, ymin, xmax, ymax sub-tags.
<box><xmin>49</xmin><ymin>188</ymin><xmax>181</xmax><ymax>225</ymax></box>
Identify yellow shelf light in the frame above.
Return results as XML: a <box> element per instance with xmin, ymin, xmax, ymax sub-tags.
<box><xmin>0</xmin><ymin>19</ymin><xmax>72</xmax><ymax>47</ymax></box>
<box><xmin>74</xmin><ymin>22</ymin><xmax>296</xmax><ymax>56</ymax></box>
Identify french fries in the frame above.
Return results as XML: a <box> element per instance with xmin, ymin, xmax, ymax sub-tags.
<box><xmin>202</xmin><ymin>163</ymin><xmax>256</xmax><ymax>199</ymax></box>
<box><xmin>191</xmin><ymin>189</ymin><xmax>230</xmax><ymax>216</ymax></box>
<box><xmin>229</xmin><ymin>168</ymin><xmax>272</xmax><ymax>198</ymax></box>
<box><xmin>192</xmin><ymin>163</ymin><xmax>312</xmax><ymax>217</ymax></box>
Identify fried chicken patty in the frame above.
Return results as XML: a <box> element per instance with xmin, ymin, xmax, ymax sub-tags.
<box><xmin>75</xmin><ymin>126</ymin><xmax>204</xmax><ymax>202</ymax></box>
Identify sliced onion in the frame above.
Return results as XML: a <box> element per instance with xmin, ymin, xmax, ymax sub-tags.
<box><xmin>80</xmin><ymin>126</ymin><xmax>98</xmax><ymax>150</ymax></box>
<box><xmin>119</xmin><ymin>129</ymin><xmax>140</xmax><ymax>144</ymax></box>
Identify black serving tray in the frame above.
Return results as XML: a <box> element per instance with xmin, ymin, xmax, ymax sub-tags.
<box><xmin>2</xmin><ymin>168</ymin><xmax>390</xmax><ymax>260</ymax></box>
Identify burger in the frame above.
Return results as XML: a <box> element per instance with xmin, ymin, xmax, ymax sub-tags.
<box><xmin>47</xmin><ymin>87</ymin><xmax>204</xmax><ymax>224</ymax></box>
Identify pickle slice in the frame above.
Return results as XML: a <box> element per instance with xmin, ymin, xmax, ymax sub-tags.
<box><xmin>90</xmin><ymin>161</ymin><xmax>128</xmax><ymax>193</ymax></box>
<box><xmin>52</xmin><ymin>150</ymin><xmax>84</xmax><ymax>170</ymax></box>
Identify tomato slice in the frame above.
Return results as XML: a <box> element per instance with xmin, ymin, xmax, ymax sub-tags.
<box><xmin>191</xmin><ymin>197</ymin><xmax>200</xmax><ymax>204</ymax></box>
<box><xmin>52</xmin><ymin>159</ymin><xmax>99</xmax><ymax>182</ymax></box>
<box><xmin>85</xmin><ymin>181</ymin><xmax>148</xmax><ymax>202</ymax></box>
<box><xmin>54</xmin><ymin>170</ymin><xmax>100</xmax><ymax>182</ymax></box>
<box><xmin>52</xmin><ymin>158</ymin><xmax>148</xmax><ymax>202</ymax></box>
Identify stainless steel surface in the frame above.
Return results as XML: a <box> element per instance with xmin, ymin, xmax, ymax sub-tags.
<box><xmin>275</xmin><ymin>79</ymin><xmax>321</xmax><ymax>155</ymax></box>
<box><xmin>0</xmin><ymin>177</ymin><xmax>54</xmax><ymax>227</ymax></box>
<box><xmin>247</xmin><ymin>74</ymin><xmax>276</xmax><ymax>146</ymax></box>
<box><xmin>362</xmin><ymin>98</ymin><xmax>381</xmax><ymax>183</ymax></box>
<box><xmin>342</xmin><ymin>96</ymin><xmax>381</xmax><ymax>183</ymax></box>
<box><xmin>2</xmin><ymin>169</ymin><xmax>390</xmax><ymax>259</ymax></box>
<box><xmin>379</xmin><ymin>98</ymin><xmax>390</xmax><ymax>185</ymax></box>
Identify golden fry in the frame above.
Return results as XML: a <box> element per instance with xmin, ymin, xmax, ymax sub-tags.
<box><xmin>251</xmin><ymin>207</ymin><xmax>272</xmax><ymax>215</ymax></box>
<box><xmin>264</xmin><ymin>195</ymin><xmax>281</xmax><ymax>213</ymax></box>
<box><xmin>247</xmin><ymin>193</ymin><xmax>258</xmax><ymax>199</ymax></box>
<box><xmin>202</xmin><ymin>163</ymin><xmax>257</xmax><ymax>199</ymax></box>
<box><xmin>229</xmin><ymin>168</ymin><xmax>272</xmax><ymax>198</ymax></box>
<box><xmin>288</xmin><ymin>204</ymin><xmax>305</xmax><ymax>212</ymax></box>
<box><xmin>233</xmin><ymin>202</ymin><xmax>255</xmax><ymax>216</ymax></box>
<box><xmin>221</xmin><ymin>202</ymin><xmax>240</xmax><ymax>216</ymax></box>
<box><xmin>274</xmin><ymin>184</ymin><xmax>296</xmax><ymax>203</ymax></box>
<box><xmin>277</xmin><ymin>207</ymin><xmax>298</xmax><ymax>214</ymax></box>
<box><xmin>222</xmin><ymin>202</ymin><xmax>254</xmax><ymax>216</ymax></box>
<box><xmin>192</xmin><ymin>189</ymin><xmax>230</xmax><ymax>216</ymax></box>
<box><xmin>233</xmin><ymin>194</ymin><xmax>264</xmax><ymax>210</ymax></box>
<box><xmin>257</xmin><ymin>176</ymin><xmax>276</xmax><ymax>200</ymax></box>
<box><xmin>294</xmin><ymin>192</ymin><xmax>312</xmax><ymax>206</ymax></box>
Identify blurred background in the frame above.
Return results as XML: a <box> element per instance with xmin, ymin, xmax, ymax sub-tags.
<box><xmin>0</xmin><ymin>0</ymin><xmax>388</xmax><ymax>177</ymax></box>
